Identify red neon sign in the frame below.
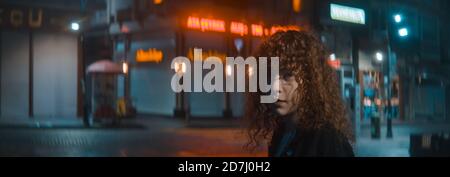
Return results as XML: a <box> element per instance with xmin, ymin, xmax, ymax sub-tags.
<box><xmin>327</xmin><ymin>59</ymin><xmax>341</xmax><ymax>69</ymax></box>
<box><xmin>187</xmin><ymin>16</ymin><xmax>226</xmax><ymax>32</ymax></box>
<box><xmin>187</xmin><ymin>16</ymin><xmax>301</xmax><ymax>37</ymax></box>
<box><xmin>251</xmin><ymin>24</ymin><xmax>264</xmax><ymax>37</ymax></box>
<box><xmin>230</xmin><ymin>22</ymin><xmax>248</xmax><ymax>36</ymax></box>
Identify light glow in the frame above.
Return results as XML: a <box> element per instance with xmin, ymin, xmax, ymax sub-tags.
<box><xmin>230</xmin><ymin>22</ymin><xmax>248</xmax><ymax>36</ymax></box>
<box><xmin>251</xmin><ymin>24</ymin><xmax>264</xmax><ymax>37</ymax></box>
<box><xmin>71</xmin><ymin>22</ymin><xmax>80</xmax><ymax>31</ymax></box>
<box><xmin>187</xmin><ymin>16</ymin><xmax>226</xmax><ymax>32</ymax></box>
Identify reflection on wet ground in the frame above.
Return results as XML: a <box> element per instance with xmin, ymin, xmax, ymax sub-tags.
<box><xmin>1</xmin><ymin>117</ymin><xmax>450</xmax><ymax>157</ymax></box>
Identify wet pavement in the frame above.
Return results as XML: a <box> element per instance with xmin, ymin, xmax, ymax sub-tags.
<box><xmin>1</xmin><ymin>116</ymin><xmax>449</xmax><ymax>157</ymax></box>
<box><xmin>355</xmin><ymin>122</ymin><xmax>450</xmax><ymax>157</ymax></box>
<box><xmin>0</xmin><ymin>116</ymin><xmax>266</xmax><ymax>157</ymax></box>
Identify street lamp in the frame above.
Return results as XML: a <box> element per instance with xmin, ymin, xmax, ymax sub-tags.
<box><xmin>174</xmin><ymin>61</ymin><xmax>187</xmax><ymax>118</ymax></box>
<box><xmin>226</xmin><ymin>65</ymin><xmax>232</xmax><ymax>76</ymax></box>
<box><xmin>248</xmin><ymin>66</ymin><xmax>254</xmax><ymax>76</ymax></box>
<box><xmin>394</xmin><ymin>14</ymin><xmax>402</xmax><ymax>23</ymax></box>
<box><xmin>122</xmin><ymin>61</ymin><xmax>128</xmax><ymax>74</ymax></box>
<box><xmin>375</xmin><ymin>52</ymin><xmax>383</xmax><ymax>62</ymax></box>
<box><xmin>71</xmin><ymin>22</ymin><xmax>80</xmax><ymax>31</ymax></box>
<box><xmin>398</xmin><ymin>28</ymin><xmax>409</xmax><ymax>37</ymax></box>
<box><xmin>330</xmin><ymin>53</ymin><xmax>336</xmax><ymax>61</ymax></box>
<box><xmin>224</xmin><ymin>64</ymin><xmax>233</xmax><ymax>118</ymax></box>
<box><xmin>175</xmin><ymin>62</ymin><xmax>186</xmax><ymax>74</ymax></box>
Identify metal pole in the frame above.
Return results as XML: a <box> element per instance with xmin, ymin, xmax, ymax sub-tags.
<box><xmin>386</xmin><ymin>0</ymin><xmax>393</xmax><ymax>138</ymax></box>
<box><xmin>0</xmin><ymin>31</ymin><xmax>2</xmax><ymax>117</ymax></box>
<box><xmin>387</xmin><ymin>35</ymin><xmax>393</xmax><ymax>138</ymax></box>
<box><xmin>28</xmin><ymin>30</ymin><xmax>34</xmax><ymax>118</ymax></box>
<box><xmin>174</xmin><ymin>24</ymin><xmax>186</xmax><ymax>119</ymax></box>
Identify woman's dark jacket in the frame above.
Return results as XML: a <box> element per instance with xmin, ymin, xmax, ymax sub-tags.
<box><xmin>268</xmin><ymin>118</ymin><xmax>354</xmax><ymax>157</ymax></box>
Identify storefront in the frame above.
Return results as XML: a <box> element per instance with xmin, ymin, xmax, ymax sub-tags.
<box><xmin>110</xmin><ymin>13</ymin><xmax>302</xmax><ymax>118</ymax></box>
<box><xmin>0</xmin><ymin>6</ymin><xmax>81</xmax><ymax>119</ymax></box>
<box><xmin>357</xmin><ymin>49</ymin><xmax>401</xmax><ymax>122</ymax></box>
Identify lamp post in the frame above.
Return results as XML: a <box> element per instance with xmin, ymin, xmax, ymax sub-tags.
<box><xmin>174</xmin><ymin>62</ymin><xmax>187</xmax><ymax>119</ymax></box>
<box><xmin>223</xmin><ymin>65</ymin><xmax>233</xmax><ymax>118</ymax></box>
<box><xmin>386</xmin><ymin>33</ymin><xmax>393</xmax><ymax>138</ymax></box>
<box><xmin>385</xmin><ymin>11</ymin><xmax>410</xmax><ymax>138</ymax></box>
<box><xmin>385</xmin><ymin>8</ymin><xmax>401</xmax><ymax>139</ymax></box>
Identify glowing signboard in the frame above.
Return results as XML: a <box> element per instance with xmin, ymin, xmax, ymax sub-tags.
<box><xmin>327</xmin><ymin>59</ymin><xmax>341</xmax><ymax>69</ymax></box>
<box><xmin>251</xmin><ymin>24</ymin><xmax>264</xmax><ymax>37</ymax></box>
<box><xmin>0</xmin><ymin>7</ymin><xmax>43</xmax><ymax>28</ymax></box>
<box><xmin>153</xmin><ymin>0</ymin><xmax>163</xmax><ymax>5</ymax></box>
<box><xmin>330</xmin><ymin>3</ymin><xmax>365</xmax><ymax>25</ymax></box>
<box><xmin>186</xmin><ymin>16</ymin><xmax>301</xmax><ymax>37</ymax></box>
<box><xmin>136</xmin><ymin>48</ymin><xmax>163</xmax><ymax>63</ymax></box>
<box><xmin>292</xmin><ymin>0</ymin><xmax>302</xmax><ymax>13</ymax></box>
<box><xmin>187</xmin><ymin>16</ymin><xmax>226</xmax><ymax>32</ymax></box>
<box><xmin>230</xmin><ymin>22</ymin><xmax>248</xmax><ymax>36</ymax></box>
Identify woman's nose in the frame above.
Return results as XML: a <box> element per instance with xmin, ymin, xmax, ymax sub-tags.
<box><xmin>277</xmin><ymin>80</ymin><xmax>289</xmax><ymax>95</ymax></box>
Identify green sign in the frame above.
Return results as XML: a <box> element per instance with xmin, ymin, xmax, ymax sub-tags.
<box><xmin>0</xmin><ymin>5</ymin><xmax>80</xmax><ymax>30</ymax></box>
<box><xmin>330</xmin><ymin>3</ymin><xmax>365</xmax><ymax>25</ymax></box>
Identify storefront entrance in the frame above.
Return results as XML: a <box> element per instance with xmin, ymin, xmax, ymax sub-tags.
<box><xmin>0</xmin><ymin>31</ymin><xmax>78</xmax><ymax>119</ymax></box>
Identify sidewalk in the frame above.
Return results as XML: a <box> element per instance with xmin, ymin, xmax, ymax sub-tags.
<box><xmin>355</xmin><ymin>122</ymin><xmax>450</xmax><ymax>157</ymax></box>
<box><xmin>0</xmin><ymin>117</ymin><xmax>85</xmax><ymax>129</ymax></box>
<box><xmin>0</xmin><ymin>115</ymin><xmax>265</xmax><ymax>157</ymax></box>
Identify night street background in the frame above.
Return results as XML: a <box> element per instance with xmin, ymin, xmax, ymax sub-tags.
<box><xmin>1</xmin><ymin>0</ymin><xmax>450</xmax><ymax>157</ymax></box>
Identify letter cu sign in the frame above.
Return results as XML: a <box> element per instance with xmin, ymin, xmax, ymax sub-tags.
<box><xmin>0</xmin><ymin>7</ymin><xmax>43</xmax><ymax>28</ymax></box>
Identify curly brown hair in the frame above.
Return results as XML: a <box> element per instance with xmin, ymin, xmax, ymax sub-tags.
<box><xmin>244</xmin><ymin>30</ymin><xmax>354</xmax><ymax>151</ymax></box>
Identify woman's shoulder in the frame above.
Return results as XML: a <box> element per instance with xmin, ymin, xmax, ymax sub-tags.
<box><xmin>295</xmin><ymin>124</ymin><xmax>354</xmax><ymax>157</ymax></box>
<box><xmin>298</xmin><ymin>124</ymin><xmax>342</xmax><ymax>138</ymax></box>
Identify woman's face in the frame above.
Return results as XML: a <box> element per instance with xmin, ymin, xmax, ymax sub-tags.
<box><xmin>273</xmin><ymin>74</ymin><xmax>299</xmax><ymax>116</ymax></box>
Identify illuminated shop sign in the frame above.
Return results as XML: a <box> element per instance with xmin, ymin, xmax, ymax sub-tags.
<box><xmin>187</xmin><ymin>16</ymin><xmax>226</xmax><ymax>32</ymax></box>
<box><xmin>327</xmin><ymin>59</ymin><xmax>341</xmax><ymax>69</ymax></box>
<box><xmin>0</xmin><ymin>7</ymin><xmax>43</xmax><ymax>28</ymax></box>
<box><xmin>136</xmin><ymin>48</ymin><xmax>163</xmax><ymax>63</ymax></box>
<box><xmin>1</xmin><ymin>6</ymin><xmax>80</xmax><ymax>31</ymax></box>
<box><xmin>187</xmin><ymin>16</ymin><xmax>301</xmax><ymax>37</ymax></box>
<box><xmin>330</xmin><ymin>3</ymin><xmax>365</xmax><ymax>25</ymax></box>
<box><xmin>230</xmin><ymin>22</ymin><xmax>248</xmax><ymax>36</ymax></box>
<box><xmin>251</xmin><ymin>24</ymin><xmax>264</xmax><ymax>37</ymax></box>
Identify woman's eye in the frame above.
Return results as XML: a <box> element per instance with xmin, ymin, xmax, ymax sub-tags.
<box><xmin>282</xmin><ymin>73</ymin><xmax>293</xmax><ymax>80</ymax></box>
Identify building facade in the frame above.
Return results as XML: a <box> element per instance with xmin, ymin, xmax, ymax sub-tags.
<box><xmin>0</xmin><ymin>0</ymin><xmax>104</xmax><ymax>119</ymax></box>
<box><xmin>102</xmin><ymin>0</ymin><xmax>317</xmax><ymax>118</ymax></box>
<box><xmin>316</xmin><ymin>0</ymin><xmax>450</xmax><ymax>124</ymax></box>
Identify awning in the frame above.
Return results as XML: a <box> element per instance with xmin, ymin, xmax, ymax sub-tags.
<box><xmin>87</xmin><ymin>60</ymin><xmax>123</xmax><ymax>74</ymax></box>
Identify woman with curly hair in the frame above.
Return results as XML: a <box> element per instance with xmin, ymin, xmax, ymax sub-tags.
<box><xmin>245</xmin><ymin>30</ymin><xmax>354</xmax><ymax>157</ymax></box>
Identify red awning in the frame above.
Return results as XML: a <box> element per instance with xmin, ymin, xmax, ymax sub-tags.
<box><xmin>87</xmin><ymin>60</ymin><xmax>123</xmax><ymax>74</ymax></box>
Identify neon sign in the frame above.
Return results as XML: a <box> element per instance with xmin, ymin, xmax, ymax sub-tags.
<box><xmin>187</xmin><ymin>16</ymin><xmax>226</xmax><ymax>32</ymax></box>
<box><xmin>251</xmin><ymin>24</ymin><xmax>264</xmax><ymax>37</ymax></box>
<box><xmin>327</xmin><ymin>59</ymin><xmax>341</xmax><ymax>69</ymax></box>
<box><xmin>136</xmin><ymin>48</ymin><xmax>163</xmax><ymax>63</ymax></box>
<box><xmin>292</xmin><ymin>0</ymin><xmax>302</xmax><ymax>13</ymax></box>
<box><xmin>230</xmin><ymin>22</ymin><xmax>248</xmax><ymax>36</ymax></box>
<box><xmin>187</xmin><ymin>16</ymin><xmax>301</xmax><ymax>37</ymax></box>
